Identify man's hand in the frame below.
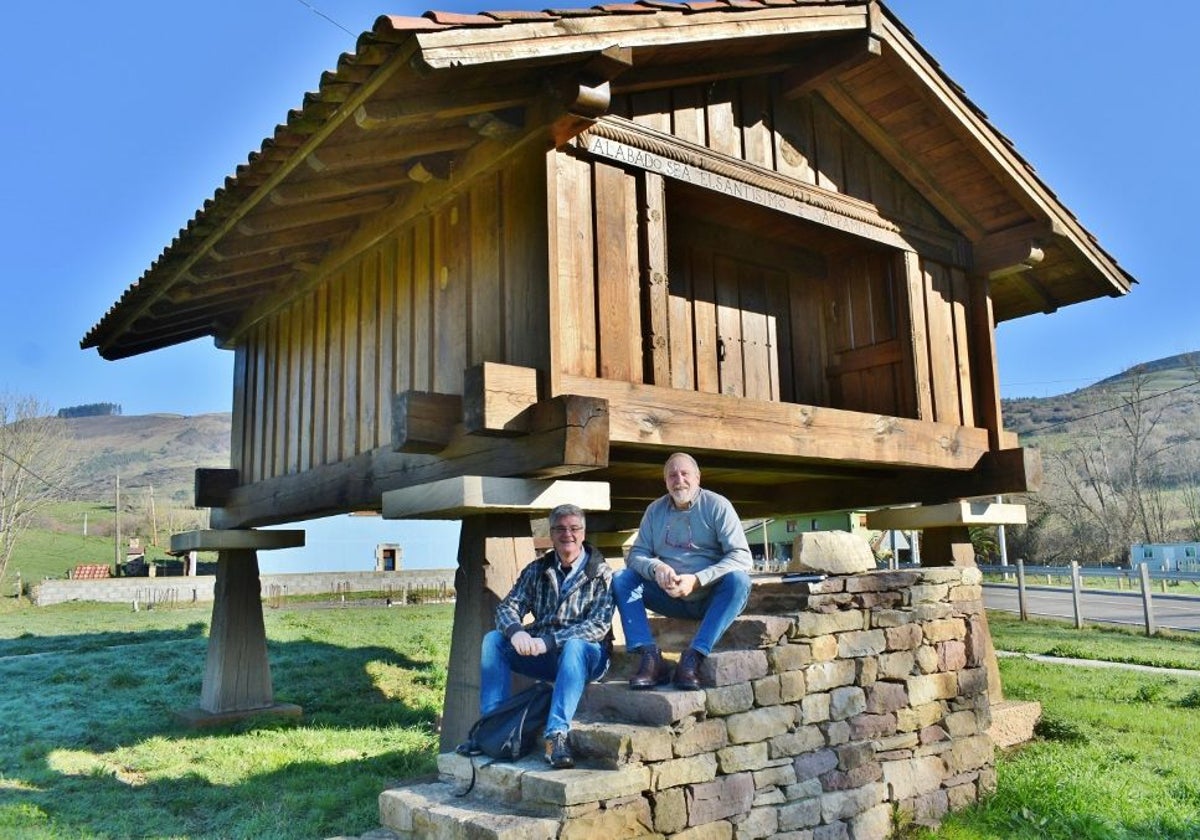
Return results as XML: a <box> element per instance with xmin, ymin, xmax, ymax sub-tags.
<box><xmin>665</xmin><ymin>573</ymin><xmax>699</xmax><ymax>599</ymax></box>
<box><xmin>655</xmin><ymin>563</ymin><xmax>698</xmax><ymax>599</ymax></box>
<box><xmin>510</xmin><ymin>630</ymin><xmax>547</xmax><ymax>657</ymax></box>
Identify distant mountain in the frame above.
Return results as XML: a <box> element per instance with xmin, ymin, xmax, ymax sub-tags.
<box><xmin>63</xmin><ymin>412</ymin><xmax>231</xmax><ymax>503</ymax></box>
<box><xmin>1002</xmin><ymin>351</ymin><xmax>1200</xmax><ymax>443</ymax></box>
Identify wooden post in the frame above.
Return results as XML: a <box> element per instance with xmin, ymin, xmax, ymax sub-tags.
<box><xmin>1139</xmin><ymin>563</ymin><xmax>1157</xmax><ymax>636</ymax></box>
<box><xmin>1070</xmin><ymin>560</ymin><xmax>1083</xmax><ymax>629</ymax></box>
<box><xmin>1016</xmin><ymin>558</ymin><xmax>1028</xmax><ymax>621</ymax></box>
<box><xmin>440</xmin><ymin>513</ymin><xmax>535</xmax><ymax>752</ymax></box>
<box><xmin>169</xmin><ymin>529</ymin><xmax>304</xmax><ymax>727</ymax></box>
<box><xmin>201</xmin><ymin>548</ymin><xmax>273</xmax><ymax>712</ymax></box>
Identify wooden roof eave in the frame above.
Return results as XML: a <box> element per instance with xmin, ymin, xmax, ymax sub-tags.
<box><xmin>82</xmin><ymin>38</ymin><xmax>423</xmax><ymax>361</ymax></box>
<box><xmin>874</xmin><ymin>9</ymin><xmax>1133</xmax><ymax>300</ymax></box>
<box><xmin>408</xmin><ymin>3</ymin><xmax>872</xmax><ymax>72</ymax></box>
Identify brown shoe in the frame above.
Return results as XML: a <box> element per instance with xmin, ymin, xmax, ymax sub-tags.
<box><xmin>674</xmin><ymin>647</ymin><xmax>705</xmax><ymax>691</ymax></box>
<box><xmin>629</xmin><ymin>645</ymin><xmax>671</xmax><ymax>690</ymax></box>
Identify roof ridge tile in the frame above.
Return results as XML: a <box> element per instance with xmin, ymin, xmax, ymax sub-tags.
<box><xmin>423</xmin><ymin>9</ymin><xmax>505</xmax><ymax>25</ymax></box>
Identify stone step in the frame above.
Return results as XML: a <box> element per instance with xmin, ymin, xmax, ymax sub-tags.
<box><xmin>435</xmin><ymin>751</ymin><xmax>652</xmax><ymax>812</ymax></box>
<box><xmin>379</xmin><ymin>781</ymin><xmax>560</xmax><ymax>839</ymax></box>
<box><xmin>617</xmin><ymin>612</ymin><xmax>795</xmax><ymax>657</ymax></box>
<box><xmin>380</xmin><ymin>774</ymin><xmax>662</xmax><ymax>840</ymax></box>
<box><xmin>601</xmin><ymin>645</ymin><xmax>772</xmax><ymax>696</ymax></box>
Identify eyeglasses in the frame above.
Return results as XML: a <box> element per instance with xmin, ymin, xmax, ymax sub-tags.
<box><xmin>665</xmin><ymin>515</ymin><xmax>696</xmax><ymax>550</ymax></box>
<box><xmin>550</xmin><ymin>525</ymin><xmax>584</xmax><ymax>535</ymax></box>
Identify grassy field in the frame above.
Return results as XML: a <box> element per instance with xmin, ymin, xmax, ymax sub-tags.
<box><xmin>0</xmin><ymin>600</ymin><xmax>451</xmax><ymax>839</ymax></box>
<box><xmin>1</xmin><ymin>600</ymin><xmax>1198</xmax><ymax>839</ymax></box>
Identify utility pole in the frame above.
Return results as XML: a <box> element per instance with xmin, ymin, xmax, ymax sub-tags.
<box><xmin>114</xmin><ymin>474</ymin><xmax>121</xmax><ymax>568</ymax></box>
<box><xmin>149</xmin><ymin>484</ymin><xmax>159</xmax><ymax>547</ymax></box>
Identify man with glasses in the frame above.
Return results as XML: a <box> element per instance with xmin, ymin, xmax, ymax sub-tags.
<box><xmin>613</xmin><ymin>452</ymin><xmax>752</xmax><ymax>691</ymax></box>
<box><xmin>459</xmin><ymin>503</ymin><xmax>615</xmax><ymax>769</ymax></box>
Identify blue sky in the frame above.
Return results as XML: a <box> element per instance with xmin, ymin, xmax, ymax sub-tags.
<box><xmin>2</xmin><ymin>1</ymin><xmax>1195</xmax><ymax>567</ymax></box>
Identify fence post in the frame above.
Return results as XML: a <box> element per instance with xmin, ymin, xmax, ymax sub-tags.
<box><xmin>1016</xmin><ymin>558</ymin><xmax>1028</xmax><ymax>621</ymax></box>
<box><xmin>1070</xmin><ymin>561</ymin><xmax>1083</xmax><ymax>629</ymax></box>
<box><xmin>1139</xmin><ymin>563</ymin><xmax>1157</xmax><ymax>636</ymax></box>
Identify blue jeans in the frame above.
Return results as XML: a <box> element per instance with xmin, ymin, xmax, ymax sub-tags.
<box><xmin>479</xmin><ymin>630</ymin><xmax>609</xmax><ymax>737</ymax></box>
<box><xmin>612</xmin><ymin>567</ymin><xmax>752</xmax><ymax>656</ymax></box>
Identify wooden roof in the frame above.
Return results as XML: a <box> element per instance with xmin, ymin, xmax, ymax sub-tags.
<box><xmin>82</xmin><ymin>0</ymin><xmax>1133</xmax><ymax>361</ymax></box>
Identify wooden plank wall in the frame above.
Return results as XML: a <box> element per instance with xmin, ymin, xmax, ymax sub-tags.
<box><xmin>908</xmin><ymin>256</ymin><xmax>975</xmax><ymax>427</ymax></box>
<box><xmin>613</xmin><ymin>82</ymin><xmax>955</xmax><ymax>237</ymax></box>
<box><xmin>231</xmin><ymin>152</ymin><xmax>549</xmax><ymax>485</ymax></box>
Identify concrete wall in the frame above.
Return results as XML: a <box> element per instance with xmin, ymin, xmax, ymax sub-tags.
<box><xmin>32</xmin><ymin>569</ymin><xmax>457</xmax><ymax>607</ymax></box>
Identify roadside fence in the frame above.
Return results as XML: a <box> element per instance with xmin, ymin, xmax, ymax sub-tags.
<box><xmin>978</xmin><ymin>560</ymin><xmax>1200</xmax><ymax>635</ymax></box>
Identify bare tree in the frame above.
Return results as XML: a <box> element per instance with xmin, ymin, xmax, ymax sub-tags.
<box><xmin>0</xmin><ymin>395</ymin><xmax>71</xmax><ymax>583</ymax></box>
<box><xmin>1034</xmin><ymin>370</ymin><xmax>1175</xmax><ymax>566</ymax></box>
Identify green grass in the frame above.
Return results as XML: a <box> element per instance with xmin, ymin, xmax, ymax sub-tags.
<box><xmin>987</xmin><ymin>611</ymin><xmax>1200</xmax><ymax>671</ymax></box>
<box><xmin>928</xmin><ymin>656</ymin><xmax>1200</xmax><ymax>839</ymax></box>
<box><xmin>2</xmin><ymin>502</ymin><xmax>124</xmax><ymax>594</ymax></box>
<box><xmin>0</xmin><ymin>601</ymin><xmax>452</xmax><ymax>839</ymax></box>
<box><xmin>2</xmin><ymin>600</ymin><xmax>1199</xmax><ymax>839</ymax></box>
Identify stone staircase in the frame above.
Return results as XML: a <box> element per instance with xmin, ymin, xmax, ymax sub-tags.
<box><xmin>364</xmin><ymin>569</ymin><xmax>1024</xmax><ymax>840</ymax></box>
<box><xmin>380</xmin><ymin>650</ymin><xmax>770</xmax><ymax>840</ymax></box>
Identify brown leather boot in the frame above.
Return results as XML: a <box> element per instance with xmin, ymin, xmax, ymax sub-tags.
<box><xmin>628</xmin><ymin>645</ymin><xmax>671</xmax><ymax>690</ymax></box>
<box><xmin>674</xmin><ymin>647</ymin><xmax>705</xmax><ymax>691</ymax></box>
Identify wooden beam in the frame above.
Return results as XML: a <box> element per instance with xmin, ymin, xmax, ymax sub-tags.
<box><xmin>304</xmin><ymin>126</ymin><xmax>479</xmax><ymax>174</ymax></box>
<box><xmin>412</xmin><ymin>6</ymin><xmax>867</xmax><ymax>70</ymax></box>
<box><xmin>973</xmin><ymin>227</ymin><xmax>1048</xmax><ymax>279</ymax></box>
<box><xmin>210</xmin><ymin>395</ymin><xmax>610</xmax><ymax>529</ymax></box>
<box><xmin>353</xmin><ymin>82</ymin><xmax>541</xmax><ymax>131</ymax></box>
<box><xmin>195</xmin><ymin>468</ymin><xmax>240</xmax><ymax>508</ymax></box>
<box><xmin>392</xmin><ymin>391</ymin><xmax>462</xmax><ymax>454</ymax></box>
<box><xmin>382</xmin><ymin>476</ymin><xmax>610</xmax><ymax>519</ymax></box>
<box><xmin>267</xmin><ymin>165</ymin><xmax>412</xmax><ymax>205</ymax></box>
<box><xmin>780</xmin><ymin>34</ymin><xmax>883</xmax><ymax>99</ymax></box>
<box><xmin>766</xmin><ymin>448</ymin><xmax>1042</xmax><ymax>515</ymax></box>
<box><xmin>463</xmin><ymin>362</ymin><xmax>539</xmax><ymax>436</ymax></box>
<box><xmin>558</xmin><ymin>375</ymin><xmax>991</xmax><ymax>472</ymax></box>
<box><xmin>866</xmin><ymin>500</ymin><xmax>1026</xmax><ymax>530</ymax></box>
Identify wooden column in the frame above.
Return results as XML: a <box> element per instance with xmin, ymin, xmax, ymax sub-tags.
<box><xmin>170</xmin><ymin>529</ymin><xmax>304</xmax><ymax>727</ymax></box>
<box><xmin>441</xmin><ymin>514</ymin><xmax>535</xmax><ymax>751</ymax></box>
<box><xmin>201</xmin><ymin>548</ymin><xmax>275</xmax><ymax>712</ymax></box>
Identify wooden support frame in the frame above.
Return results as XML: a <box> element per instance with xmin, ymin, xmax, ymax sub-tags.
<box><xmin>168</xmin><ymin>529</ymin><xmax>305</xmax><ymax>728</ymax></box>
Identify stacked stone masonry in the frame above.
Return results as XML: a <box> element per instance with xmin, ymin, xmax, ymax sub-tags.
<box><xmin>379</xmin><ymin>566</ymin><xmax>996</xmax><ymax>840</ymax></box>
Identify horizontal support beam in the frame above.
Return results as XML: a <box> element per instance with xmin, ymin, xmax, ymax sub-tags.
<box><xmin>383</xmin><ymin>476</ymin><xmax>610</xmax><ymax>519</ymax></box>
<box><xmin>169</xmin><ymin>529</ymin><xmax>305</xmax><ymax>554</ymax></box>
<box><xmin>866</xmin><ymin>501</ymin><xmax>1027</xmax><ymax>531</ymax></box>
<box><xmin>558</xmin><ymin>375</ymin><xmax>991</xmax><ymax>472</ymax></box>
<box><xmin>211</xmin><ymin>395</ymin><xmax>610</xmax><ymax>529</ymax></box>
<box><xmin>764</xmin><ymin>448</ymin><xmax>1042</xmax><ymax>516</ymax></box>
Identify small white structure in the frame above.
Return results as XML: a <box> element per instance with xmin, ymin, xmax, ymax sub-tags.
<box><xmin>375</xmin><ymin>543</ymin><xmax>403</xmax><ymax>572</ymax></box>
<box><xmin>1130</xmin><ymin>542</ymin><xmax>1200</xmax><ymax>573</ymax></box>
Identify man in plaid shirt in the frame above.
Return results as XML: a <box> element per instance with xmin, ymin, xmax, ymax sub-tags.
<box><xmin>461</xmin><ymin>503</ymin><xmax>615</xmax><ymax>769</ymax></box>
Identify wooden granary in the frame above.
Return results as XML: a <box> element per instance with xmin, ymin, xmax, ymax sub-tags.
<box><xmin>83</xmin><ymin>0</ymin><xmax>1132</xmax><ymax>745</ymax></box>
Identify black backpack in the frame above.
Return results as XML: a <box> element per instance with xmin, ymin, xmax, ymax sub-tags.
<box><xmin>465</xmin><ymin>681</ymin><xmax>554</xmax><ymax>761</ymax></box>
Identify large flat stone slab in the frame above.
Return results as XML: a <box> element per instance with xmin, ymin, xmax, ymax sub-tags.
<box><xmin>382</xmin><ymin>476</ymin><xmax>610</xmax><ymax>519</ymax></box>
<box><xmin>170</xmin><ymin>529</ymin><xmax>305</xmax><ymax>553</ymax></box>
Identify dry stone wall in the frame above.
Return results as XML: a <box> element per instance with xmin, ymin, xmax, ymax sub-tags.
<box><xmin>381</xmin><ymin>565</ymin><xmax>996</xmax><ymax>839</ymax></box>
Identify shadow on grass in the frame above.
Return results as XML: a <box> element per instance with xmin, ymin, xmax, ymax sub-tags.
<box><xmin>0</xmin><ymin>621</ymin><xmax>450</xmax><ymax>839</ymax></box>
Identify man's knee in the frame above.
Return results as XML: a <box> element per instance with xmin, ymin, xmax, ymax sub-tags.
<box><xmin>611</xmin><ymin>567</ymin><xmax>641</xmax><ymax>598</ymax></box>
<box><xmin>715</xmin><ymin>570</ymin><xmax>752</xmax><ymax>606</ymax></box>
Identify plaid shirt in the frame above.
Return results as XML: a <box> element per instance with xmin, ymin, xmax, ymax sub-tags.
<box><xmin>496</xmin><ymin>543</ymin><xmax>615</xmax><ymax>654</ymax></box>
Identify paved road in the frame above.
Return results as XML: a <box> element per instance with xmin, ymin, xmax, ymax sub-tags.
<box><xmin>983</xmin><ymin>583</ymin><xmax>1200</xmax><ymax>633</ymax></box>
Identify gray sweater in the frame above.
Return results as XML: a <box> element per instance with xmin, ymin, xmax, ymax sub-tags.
<box><xmin>626</xmin><ymin>488</ymin><xmax>752</xmax><ymax>599</ymax></box>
